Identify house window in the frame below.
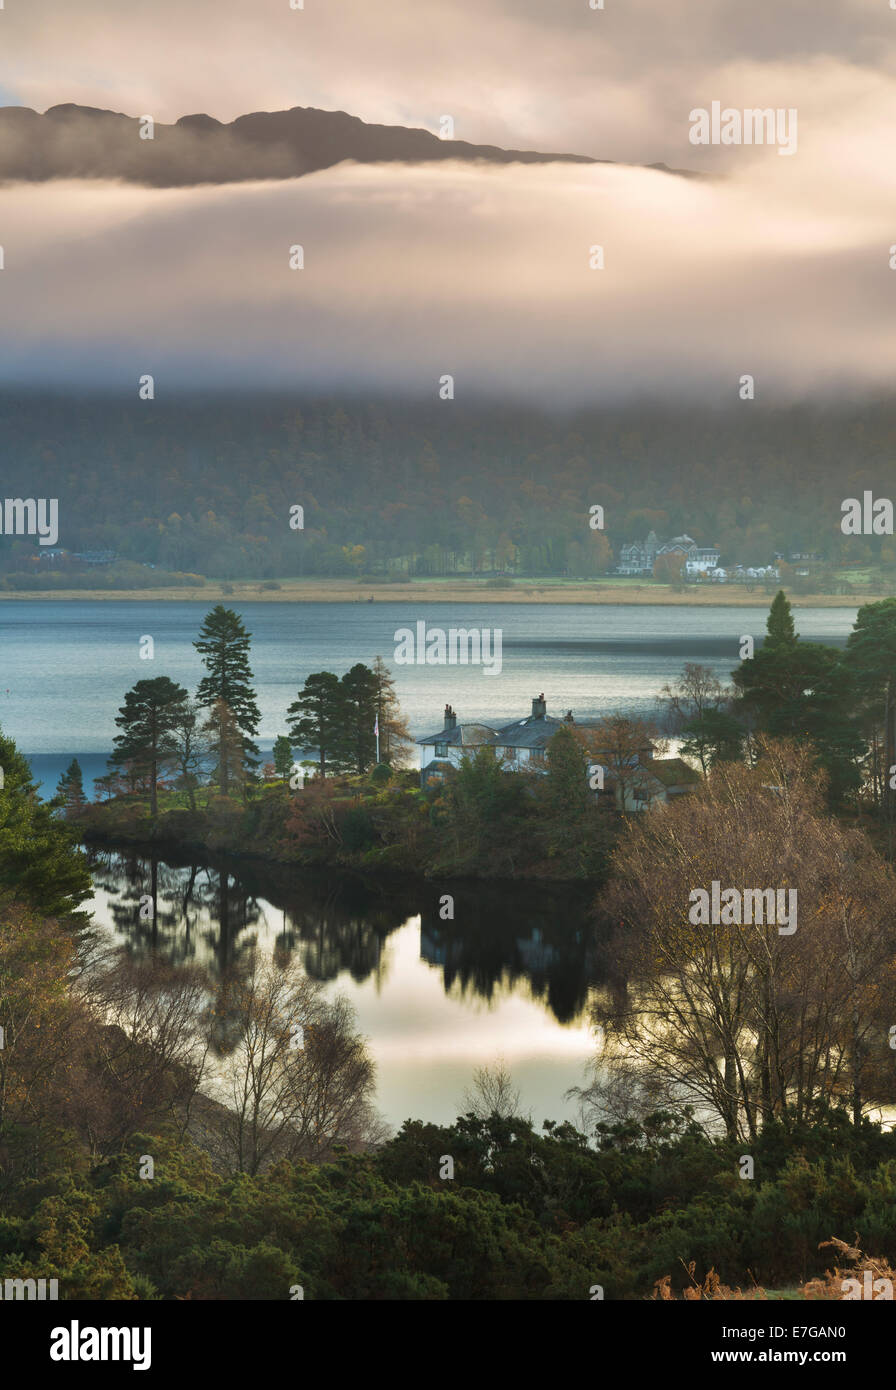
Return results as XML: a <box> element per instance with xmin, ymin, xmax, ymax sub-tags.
<box><xmin>530</xmin><ymin>748</ymin><xmax>545</xmax><ymax>764</ymax></box>
<box><xmin>434</xmin><ymin>742</ymin><xmax>448</xmax><ymax>758</ymax></box>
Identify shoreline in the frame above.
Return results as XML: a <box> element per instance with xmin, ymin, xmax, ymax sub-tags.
<box><xmin>0</xmin><ymin>578</ymin><xmax>878</xmax><ymax>607</ymax></box>
<box><xmin>81</xmin><ymin>824</ymin><xmax>602</xmax><ymax>890</ymax></box>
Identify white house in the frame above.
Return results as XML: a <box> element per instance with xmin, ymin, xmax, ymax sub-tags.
<box><xmin>418</xmin><ymin>695</ymin><xmax>574</xmax><ymax>785</ymax></box>
<box><xmin>417</xmin><ymin>704</ymin><xmax>498</xmax><ymax>786</ymax></box>
<box><xmin>417</xmin><ymin>695</ymin><xmax>701</xmax><ymax>808</ymax></box>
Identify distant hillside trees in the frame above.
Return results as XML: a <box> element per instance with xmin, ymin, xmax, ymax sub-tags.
<box><xmin>4</xmin><ymin>394</ymin><xmax>896</xmax><ymax>580</ymax></box>
<box><xmin>652</xmin><ymin>553</ymin><xmax>685</xmax><ymax>587</ymax></box>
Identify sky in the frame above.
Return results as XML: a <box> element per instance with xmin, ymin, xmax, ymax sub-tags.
<box><xmin>1</xmin><ymin>0</ymin><xmax>895</xmax><ymax>400</ymax></box>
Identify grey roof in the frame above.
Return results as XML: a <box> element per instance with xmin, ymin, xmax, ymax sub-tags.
<box><xmin>418</xmin><ymin>722</ymin><xmax>498</xmax><ymax>747</ymax></box>
<box><xmin>491</xmin><ymin>714</ymin><xmax>570</xmax><ymax>749</ymax></box>
<box><xmin>419</xmin><ymin>710</ymin><xmax>660</xmax><ymax>757</ymax></box>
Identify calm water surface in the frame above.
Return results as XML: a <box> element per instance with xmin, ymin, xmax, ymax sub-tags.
<box><xmin>0</xmin><ymin>598</ymin><xmax>855</xmax><ymax>793</ymax></box>
<box><xmin>87</xmin><ymin>847</ymin><xmax>601</xmax><ymax>1129</ymax></box>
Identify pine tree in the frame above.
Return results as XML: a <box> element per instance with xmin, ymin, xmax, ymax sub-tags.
<box><xmin>765</xmin><ymin>590</ymin><xmax>797</xmax><ymax>655</ymax></box>
<box><xmin>55</xmin><ymin>758</ymin><xmax>88</xmax><ymax>818</ymax></box>
<box><xmin>272</xmin><ymin>735</ymin><xmax>294</xmax><ymax>779</ymax></box>
<box><xmin>0</xmin><ymin>729</ymin><xmax>92</xmax><ymax>921</ymax></box>
<box><xmin>286</xmin><ymin>672</ymin><xmax>345</xmax><ymax>779</ymax></box>
<box><xmin>371</xmin><ymin>655</ymin><xmax>414</xmax><ymax>768</ymax></box>
<box><xmin>734</xmin><ymin>597</ymin><xmax>862</xmax><ymax>804</ymax></box>
<box><xmin>340</xmin><ymin>663</ymin><xmax>379</xmax><ymax>774</ymax></box>
<box><xmin>194</xmin><ymin>607</ymin><xmax>261</xmax><ymax>771</ymax></box>
<box><xmin>110</xmin><ymin>677</ymin><xmax>188</xmax><ymax>816</ymax></box>
<box><xmin>202</xmin><ymin>699</ymin><xmax>246</xmax><ymax>797</ymax></box>
<box><xmin>846</xmin><ymin>598</ymin><xmax>896</xmax><ymax>818</ymax></box>
<box><xmin>545</xmin><ymin>724</ymin><xmax>591</xmax><ymax>823</ymax></box>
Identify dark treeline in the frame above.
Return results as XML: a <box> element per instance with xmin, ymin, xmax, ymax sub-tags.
<box><xmin>2</xmin><ymin>392</ymin><xmax>896</xmax><ymax>577</ymax></box>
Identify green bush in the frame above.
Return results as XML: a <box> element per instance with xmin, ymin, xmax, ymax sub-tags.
<box><xmin>339</xmin><ymin>806</ymin><xmax>376</xmax><ymax>851</ymax></box>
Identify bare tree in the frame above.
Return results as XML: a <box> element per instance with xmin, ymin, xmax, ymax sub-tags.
<box><xmin>72</xmin><ymin>949</ymin><xmax>211</xmax><ymax>1155</ymax></box>
<box><xmin>214</xmin><ymin>956</ymin><xmax>386</xmax><ymax>1173</ymax></box>
<box><xmin>658</xmin><ymin>663</ymin><xmax>738</xmax><ymax>772</ymax></box>
<box><xmin>282</xmin><ymin>993</ymin><xmax>390</xmax><ymax>1159</ymax></box>
<box><xmin>659</xmin><ymin>663</ymin><xmax>730</xmax><ymax>729</ymax></box>
<box><xmin>169</xmin><ymin>700</ymin><xmax>212</xmax><ymax>810</ymax></box>
<box><xmin>202</xmin><ymin>699</ymin><xmax>246</xmax><ymax>798</ymax></box>
<box><xmin>586</xmin><ymin>714</ymin><xmax>668</xmax><ymax>811</ymax></box>
<box><xmin>575</xmin><ymin>739</ymin><xmax>896</xmax><ymax>1141</ymax></box>
<box><xmin>461</xmin><ymin>1055</ymin><xmax>523</xmax><ymax>1120</ymax></box>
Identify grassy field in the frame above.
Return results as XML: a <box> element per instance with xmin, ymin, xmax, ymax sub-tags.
<box><xmin>0</xmin><ymin>576</ymin><xmax>886</xmax><ymax>606</ymax></box>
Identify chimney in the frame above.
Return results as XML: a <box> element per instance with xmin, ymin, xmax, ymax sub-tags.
<box><xmin>444</xmin><ymin>704</ymin><xmax>457</xmax><ymax>730</ymax></box>
<box><xmin>531</xmin><ymin>693</ymin><xmax>546</xmax><ymax>719</ymax></box>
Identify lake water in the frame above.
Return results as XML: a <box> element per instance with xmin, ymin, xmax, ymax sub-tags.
<box><xmin>86</xmin><ymin>846</ymin><xmax>600</xmax><ymax>1129</ymax></box>
<box><xmin>0</xmin><ymin>599</ymin><xmax>855</xmax><ymax>795</ymax></box>
<box><xmin>6</xmin><ymin>599</ymin><xmax>858</xmax><ymax>1130</ymax></box>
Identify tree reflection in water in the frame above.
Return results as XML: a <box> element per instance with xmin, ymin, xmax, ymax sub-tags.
<box><xmin>86</xmin><ymin>847</ymin><xmax>608</xmax><ymax>1026</ymax></box>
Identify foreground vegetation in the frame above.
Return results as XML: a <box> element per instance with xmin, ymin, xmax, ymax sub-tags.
<box><xmin>6</xmin><ymin>1100</ymin><xmax>896</xmax><ymax>1299</ymax></box>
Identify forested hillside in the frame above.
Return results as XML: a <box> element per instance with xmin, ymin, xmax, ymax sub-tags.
<box><xmin>3</xmin><ymin>392</ymin><xmax>894</xmax><ymax>579</ymax></box>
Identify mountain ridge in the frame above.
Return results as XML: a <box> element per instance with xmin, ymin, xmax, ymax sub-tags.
<box><xmin>0</xmin><ymin>102</ymin><xmax>695</xmax><ymax>186</ymax></box>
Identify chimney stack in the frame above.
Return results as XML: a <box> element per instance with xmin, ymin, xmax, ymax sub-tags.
<box><xmin>532</xmin><ymin>693</ymin><xmax>547</xmax><ymax>719</ymax></box>
<box><xmin>444</xmin><ymin>704</ymin><xmax>457</xmax><ymax>730</ymax></box>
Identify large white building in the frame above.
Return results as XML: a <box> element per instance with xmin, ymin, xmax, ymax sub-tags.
<box><xmin>617</xmin><ymin>531</ymin><xmax>721</xmax><ymax>578</ymax></box>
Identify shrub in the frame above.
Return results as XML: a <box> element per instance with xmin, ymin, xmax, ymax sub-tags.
<box><xmin>340</xmin><ymin>806</ymin><xmax>376</xmax><ymax>852</ymax></box>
